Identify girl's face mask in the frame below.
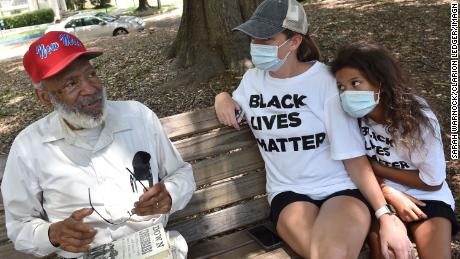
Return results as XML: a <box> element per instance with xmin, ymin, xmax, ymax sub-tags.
<box><xmin>339</xmin><ymin>90</ymin><xmax>380</xmax><ymax>118</ymax></box>
<box><xmin>250</xmin><ymin>39</ymin><xmax>291</xmax><ymax>71</ymax></box>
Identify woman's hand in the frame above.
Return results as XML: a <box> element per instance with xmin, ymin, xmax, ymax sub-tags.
<box><xmin>214</xmin><ymin>92</ymin><xmax>242</xmax><ymax>130</ymax></box>
<box><xmin>382</xmin><ymin>185</ymin><xmax>427</xmax><ymax>222</ymax></box>
<box><xmin>378</xmin><ymin>214</ymin><xmax>414</xmax><ymax>259</ymax></box>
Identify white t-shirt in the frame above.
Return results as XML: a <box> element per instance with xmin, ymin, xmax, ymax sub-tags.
<box><xmin>360</xmin><ymin>106</ymin><xmax>455</xmax><ymax>209</ymax></box>
<box><xmin>232</xmin><ymin>62</ymin><xmax>366</xmax><ymax>203</ymax></box>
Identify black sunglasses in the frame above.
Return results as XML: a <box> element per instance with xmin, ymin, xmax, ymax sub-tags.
<box><xmin>87</xmin><ymin>151</ymin><xmax>153</xmax><ymax>225</ymax></box>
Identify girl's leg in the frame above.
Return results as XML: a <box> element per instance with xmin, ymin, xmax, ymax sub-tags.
<box><xmin>409</xmin><ymin>217</ymin><xmax>451</xmax><ymax>259</ymax></box>
<box><xmin>310</xmin><ymin>196</ymin><xmax>371</xmax><ymax>259</ymax></box>
<box><xmin>276</xmin><ymin>201</ymin><xmax>319</xmax><ymax>258</ymax></box>
<box><xmin>367</xmin><ymin>218</ymin><xmax>386</xmax><ymax>259</ymax></box>
<box><xmin>368</xmin><ymin>217</ymin><xmax>404</xmax><ymax>259</ymax></box>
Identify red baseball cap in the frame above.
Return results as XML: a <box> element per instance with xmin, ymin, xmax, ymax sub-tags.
<box><xmin>23</xmin><ymin>31</ymin><xmax>102</xmax><ymax>83</ymax></box>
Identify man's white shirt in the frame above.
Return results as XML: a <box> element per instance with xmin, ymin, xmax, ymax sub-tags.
<box><xmin>1</xmin><ymin>100</ymin><xmax>196</xmax><ymax>257</ymax></box>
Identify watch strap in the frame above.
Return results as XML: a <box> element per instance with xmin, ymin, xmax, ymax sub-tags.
<box><xmin>375</xmin><ymin>204</ymin><xmax>395</xmax><ymax>219</ymax></box>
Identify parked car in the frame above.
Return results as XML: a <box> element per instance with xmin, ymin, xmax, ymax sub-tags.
<box><xmin>45</xmin><ymin>12</ymin><xmax>145</xmax><ymax>38</ymax></box>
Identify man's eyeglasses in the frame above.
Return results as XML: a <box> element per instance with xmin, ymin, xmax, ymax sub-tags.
<box><xmin>88</xmin><ymin>188</ymin><xmax>133</xmax><ymax>225</ymax></box>
<box><xmin>88</xmin><ymin>151</ymin><xmax>154</xmax><ymax>225</ymax></box>
<box><xmin>127</xmin><ymin>167</ymin><xmax>148</xmax><ymax>193</ymax></box>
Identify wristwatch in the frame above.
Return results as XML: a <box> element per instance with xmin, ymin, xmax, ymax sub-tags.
<box><xmin>375</xmin><ymin>204</ymin><xmax>396</xmax><ymax>219</ymax></box>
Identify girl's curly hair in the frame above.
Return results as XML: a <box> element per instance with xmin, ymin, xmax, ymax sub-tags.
<box><xmin>330</xmin><ymin>41</ymin><xmax>435</xmax><ymax>151</ymax></box>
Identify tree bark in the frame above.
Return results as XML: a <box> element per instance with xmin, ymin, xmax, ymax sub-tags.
<box><xmin>137</xmin><ymin>0</ymin><xmax>150</xmax><ymax>11</ymax></box>
<box><xmin>167</xmin><ymin>0</ymin><xmax>262</xmax><ymax>84</ymax></box>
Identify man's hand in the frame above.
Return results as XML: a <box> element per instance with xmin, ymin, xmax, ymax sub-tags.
<box><xmin>48</xmin><ymin>208</ymin><xmax>97</xmax><ymax>253</ymax></box>
<box><xmin>132</xmin><ymin>182</ymin><xmax>172</xmax><ymax>216</ymax></box>
<box><xmin>378</xmin><ymin>214</ymin><xmax>414</xmax><ymax>259</ymax></box>
<box><xmin>383</xmin><ymin>186</ymin><xmax>427</xmax><ymax>222</ymax></box>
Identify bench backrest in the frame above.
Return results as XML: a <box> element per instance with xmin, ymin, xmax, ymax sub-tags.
<box><xmin>161</xmin><ymin>107</ymin><xmax>269</xmax><ymax>243</ymax></box>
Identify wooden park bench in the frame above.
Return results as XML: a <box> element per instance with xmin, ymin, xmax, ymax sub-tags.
<box><xmin>0</xmin><ymin>107</ymin><xmax>370</xmax><ymax>259</ymax></box>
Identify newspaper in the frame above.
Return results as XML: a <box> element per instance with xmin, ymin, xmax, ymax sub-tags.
<box><xmin>79</xmin><ymin>223</ymin><xmax>172</xmax><ymax>259</ymax></box>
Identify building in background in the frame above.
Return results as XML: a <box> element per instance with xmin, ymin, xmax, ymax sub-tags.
<box><xmin>0</xmin><ymin>0</ymin><xmax>67</xmax><ymax>20</ymax></box>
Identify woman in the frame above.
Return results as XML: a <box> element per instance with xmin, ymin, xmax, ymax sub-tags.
<box><xmin>331</xmin><ymin>41</ymin><xmax>457</xmax><ymax>259</ymax></box>
<box><xmin>214</xmin><ymin>0</ymin><xmax>412</xmax><ymax>258</ymax></box>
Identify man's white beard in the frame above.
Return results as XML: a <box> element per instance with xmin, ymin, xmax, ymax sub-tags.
<box><xmin>49</xmin><ymin>89</ymin><xmax>107</xmax><ymax>129</ymax></box>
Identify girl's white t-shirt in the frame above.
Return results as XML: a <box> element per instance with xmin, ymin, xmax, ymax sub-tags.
<box><xmin>232</xmin><ymin>62</ymin><xmax>366</xmax><ymax>203</ymax></box>
<box><xmin>360</xmin><ymin>107</ymin><xmax>455</xmax><ymax>209</ymax></box>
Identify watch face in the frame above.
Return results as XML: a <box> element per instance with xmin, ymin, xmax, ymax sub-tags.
<box><xmin>386</xmin><ymin>204</ymin><xmax>396</xmax><ymax>214</ymax></box>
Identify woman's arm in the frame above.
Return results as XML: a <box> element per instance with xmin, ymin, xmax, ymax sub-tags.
<box><xmin>214</xmin><ymin>92</ymin><xmax>241</xmax><ymax>130</ymax></box>
<box><xmin>343</xmin><ymin>156</ymin><xmax>412</xmax><ymax>259</ymax></box>
<box><xmin>371</xmin><ymin>159</ymin><xmax>442</xmax><ymax>191</ymax></box>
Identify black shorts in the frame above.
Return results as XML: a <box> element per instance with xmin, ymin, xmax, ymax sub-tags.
<box><xmin>406</xmin><ymin>200</ymin><xmax>458</xmax><ymax>236</ymax></box>
<box><xmin>270</xmin><ymin>189</ymin><xmax>371</xmax><ymax>227</ymax></box>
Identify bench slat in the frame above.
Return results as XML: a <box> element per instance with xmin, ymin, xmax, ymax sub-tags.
<box><xmin>217</xmin><ymin>241</ymin><xmax>267</xmax><ymax>259</ymax></box>
<box><xmin>0</xmin><ymin>154</ymin><xmax>6</xmax><ymax>181</ymax></box>
<box><xmin>170</xmin><ymin>170</ymin><xmax>266</xmax><ymax>221</ymax></box>
<box><xmin>192</xmin><ymin>145</ymin><xmax>264</xmax><ymax>187</ymax></box>
<box><xmin>168</xmin><ymin>197</ymin><xmax>270</xmax><ymax>243</ymax></box>
<box><xmin>0</xmin><ymin>214</ymin><xmax>6</xmax><ymax>244</ymax></box>
<box><xmin>160</xmin><ymin>107</ymin><xmax>221</xmax><ymax>139</ymax></box>
<box><xmin>249</xmin><ymin>247</ymin><xmax>300</xmax><ymax>259</ymax></box>
<box><xmin>188</xmin><ymin>229</ymin><xmax>255</xmax><ymax>259</ymax></box>
<box><xmin>174</xmin><ymin>127</ymin><xmax>255</xmax><ymax>162</ymax></box>
<box><xmin>0</xmin><ymin>242</ymin><xmax>32</xmax><ymax>259</ymax></box>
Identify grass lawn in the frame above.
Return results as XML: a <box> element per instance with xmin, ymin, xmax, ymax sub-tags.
<box><xmin>121</xmin><ymin>3</ymin><xmax>179</xmax><ymax>17</ymax></box>
<box><xmin>79</xmin><ymin>5</ymin><xmax>118</xmax><ymax>14</ymax></box>
<box><xmin>0</xmin><ymin>28</ymin><xmax>45</xmax><ymax>42</ymax></box>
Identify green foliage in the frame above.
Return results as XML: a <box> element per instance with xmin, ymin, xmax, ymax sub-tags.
<box><xmin>0</xmin><ymin>9</ymin><xmax>55</xmax><ymax>29</ymax></box>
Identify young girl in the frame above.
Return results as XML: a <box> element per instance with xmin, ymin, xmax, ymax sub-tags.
<box><xmin>215</xmin><ymin>0</ymin><xmax>412</xmax><ymax>258</ymax></box>
<box><xmin>331</xmin><ymin>41</ymin><xmax>457</xmax><ymax>259</ymax></box>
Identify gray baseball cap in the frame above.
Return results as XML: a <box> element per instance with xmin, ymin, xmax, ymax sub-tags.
<box><xmin>233</xmin><ymin>0</ymin><xmax>309</xmax><ymax>39</ymax></box>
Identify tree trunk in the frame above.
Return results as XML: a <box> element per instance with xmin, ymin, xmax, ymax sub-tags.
<box><xmin>137</xmin><ymin>0</ymin><xmax>150</xmax><ymax>11</ymax></box>
<box><xmin>167</xmin><ymin>0</ymin><xmax>262</xmax><ymax>84</ymax></box>
<box><xmin>157</xmin><ymin>0</ymin><xmax>161</xmax><ymax>9</ymax></box>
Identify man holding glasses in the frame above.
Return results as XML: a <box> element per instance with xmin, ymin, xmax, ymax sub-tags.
<box><xmin>1</xmin><ymin>31</ymin><xmax>196</xmax><ymax>258</ymax></box>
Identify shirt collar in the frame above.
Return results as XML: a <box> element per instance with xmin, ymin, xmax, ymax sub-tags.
<box><xmin>41</xmin><ymin>102</ymin><xmax>132</xmax><ymax>147</ymax></box>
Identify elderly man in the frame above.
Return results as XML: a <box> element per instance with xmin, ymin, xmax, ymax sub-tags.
<box><xmin>1</xmin><ymin>31</ymin><xmax>196</xmax><ymax>258</ymax></box>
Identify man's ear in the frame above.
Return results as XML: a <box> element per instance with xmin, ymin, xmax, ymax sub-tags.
<box><xmin>35</xmin><ymin>88</ymin><xmax>53</xmax><ymax>108</ymax></box>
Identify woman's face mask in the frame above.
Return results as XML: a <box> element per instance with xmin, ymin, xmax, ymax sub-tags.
<box><xmin>250</xmin><ymin>39</ymin><xmax>291</xmax><ymax>71</ymax></box>
<box><xmin>340</xmin><ymin>90</ymin><xmax>380</xmax><ymax>118</ymax></box>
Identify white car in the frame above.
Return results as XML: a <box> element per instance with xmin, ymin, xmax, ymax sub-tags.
<box><xmin>46</xmin><ymin>12</ymin><xmax>145</xmax><ymax>38</ymax></box>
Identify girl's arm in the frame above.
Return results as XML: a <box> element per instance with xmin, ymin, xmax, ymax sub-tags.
<box><xmin>375</xmin><ymin>175</ymin><xmax>427</xmax><ymax>222</ymax></box>
<box><xmin>343</xmin><ymin>156</ymin><xmax>412</xmax><ymax>259</ymax></box>
<box><xmin>380</xmin><ymin>182</ymin><xmax>428</xmax><ymax>222</ymax></box>
<box><xmin>370</xmin><ymin>159</ymin><xmax>442</xmax><ymax>191</ymax></box>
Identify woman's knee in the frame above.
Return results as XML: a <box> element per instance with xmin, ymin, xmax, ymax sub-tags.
<box><xmin>275</xmin><ymin>202</ymin><xmax>318</xmax><ymax>258</ymax></box>
<box><xmin>310</xmin><ymin>243</ymin><xmax>357</xmax><ymax>259</ymax></box>
<box><xmin>276</xmin><ymin>217</ymin><xmax>312</xmax><ymax>258</ymax></box>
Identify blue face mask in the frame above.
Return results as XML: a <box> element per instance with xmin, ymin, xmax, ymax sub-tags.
<box><xmin>250</xmin><ymin>39</ymin><xmax>291</xmax><ymax>71</ymax></box>
<box><xmin>340</xmin><ymin>90</ymin><xmax>380</xmax><ymax>118</ymax></box>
